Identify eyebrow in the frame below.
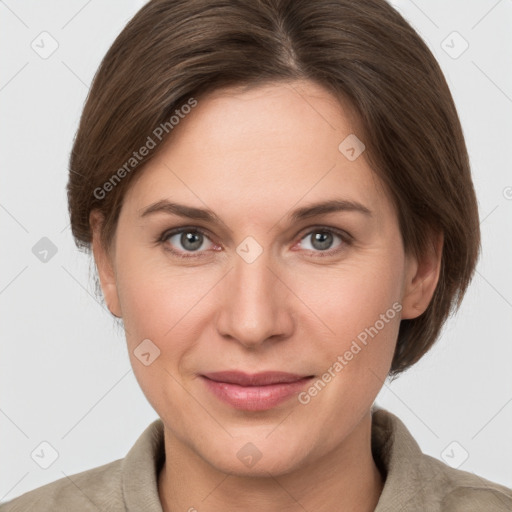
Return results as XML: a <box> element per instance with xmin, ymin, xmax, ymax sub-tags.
<box><xmin>139</xmin><ymin>198</ymin><xmax>372</xmax><ymax>223</ymax></box>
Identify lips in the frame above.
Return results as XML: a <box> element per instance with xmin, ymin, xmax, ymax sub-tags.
<box><xmin>200</xmin><ymin>371</ymin><xmax>315</xmax><ymax>411</ymax></box>
<box><xmin>201</xmin><ymin>371</ymin><xmax>313</xmax><ymax>386</ymax></box>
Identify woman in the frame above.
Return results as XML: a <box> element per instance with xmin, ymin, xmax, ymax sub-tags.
<box><xmin>2</xmin><ymin>0</ymin><xmax>510</xmax><ymax>510</ymax></box>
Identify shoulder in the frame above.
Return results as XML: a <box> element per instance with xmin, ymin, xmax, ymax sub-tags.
<box><xmin>0</xmin><ymin>459</ymin><xmax>123</xmax><ymax>512</ymax></box>
<box><xmin>372</xmin><ymin>407</ymin><xmax>512</xmax><ymax>511</ymax></box>
<box><xmin>421</xmin><ymin>453</ymin><xmax>512</xmax><ymax>511</ymax></box>
<box><xmin>0</xmin><ymin>418</ymin><xmax>165</xmax><ymax>512</ymax></box>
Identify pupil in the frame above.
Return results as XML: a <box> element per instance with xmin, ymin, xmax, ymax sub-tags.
<box><xmin>312</xmin><ymin>231</ymin><xmax>332</xmax><ymax>250</ymax></box>
<box><xmin>181</xmin><ymin>232</ymin><xmax>202</xmax><ymax>251</ymax></box>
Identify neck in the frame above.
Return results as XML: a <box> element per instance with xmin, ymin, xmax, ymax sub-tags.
<box><xmin>158</xmin><ymin>411</ymin><xmax>384</xmax><ymax>512</ymax></box>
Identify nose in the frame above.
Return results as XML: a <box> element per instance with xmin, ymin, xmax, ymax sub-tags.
<box><xmin>215</xmin><ymin>250</ymin><xmax>295</xmax><ymax>349</ymax></box>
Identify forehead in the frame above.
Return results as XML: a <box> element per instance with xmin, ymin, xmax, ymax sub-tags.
<box><xmin>122</xmin><ymin>80</ymin><xmax>391</xmax><ymax>220</ymax></box>
<box><xmin>170</xmin><ymin>80</ymin><xmax>362</xmax><ymax>155</ymax></box>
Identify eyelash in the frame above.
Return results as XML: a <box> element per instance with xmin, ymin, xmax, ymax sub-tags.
<box><xmin>156</xmin><ymin>225</ymin><xmax>353</xmax><ymax>260</ymax></box>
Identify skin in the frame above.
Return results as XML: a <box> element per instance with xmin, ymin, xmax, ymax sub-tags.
<box><xmin>90</xmin><ymin>80</ymin><xmax>442</xmax><ymax>512</ymax></box>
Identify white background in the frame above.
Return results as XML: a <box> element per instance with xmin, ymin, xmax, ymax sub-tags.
<box><xmin>1</xmin><ymin>0</ymin><xmax>511</xmax><ymax>502</ymax></box>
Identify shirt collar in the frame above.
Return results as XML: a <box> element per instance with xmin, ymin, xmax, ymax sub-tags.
<box><xmin>122</xmin><ymin>418</ymin><xmax>165</xmax><ymax>512</ymax></box>
<box><xmin>371</xmin><ymin>405</ymin><xmax>427</xmax><ymax>511</ymax></box>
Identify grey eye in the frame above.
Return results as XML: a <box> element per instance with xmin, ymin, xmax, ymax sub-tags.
<box><xmin>166</xmin><ymin>230</ymin><xmax>213</xmax><ymax>252</ymax></box>
<box><xmin>300</xmin><ymin>230</ymin><xmax>342</xmax><ymax>252</ymax></box>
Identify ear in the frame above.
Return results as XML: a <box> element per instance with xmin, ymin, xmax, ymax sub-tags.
<box><xmin>89</xmin><ymin>210</ymin><xmax>122</xmax><ymax>318</ymax></box>
<box><xmin>401</xmin><ymin>230</ymin><xmax>443</xmax><ymax>320</ymax></box>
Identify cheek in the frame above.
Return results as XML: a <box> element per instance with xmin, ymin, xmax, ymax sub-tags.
<box><xmin>114</xmin><ymin>254</ymin><xmax>212</xmax><ymax>413</ymax></box>
<box><xmin>292</xmin><ymin>263</ymin><xmax>403</xmax><ymax>427</ymax></box>
<box><xmin>292</xmin><ymin>247</ymin><xmax>404</xmax><ymax>379</ymax></box>
<box><xmin>114</xmin><ymin>246</ymin><xmax>222</xmax><ymax>368</ymax></box>
<box><xmin>114</xmin><ymin>239</ymin><xmax>179</xmax><ymax>322</ymax></box>
<box><xmin>296</xmin><ymin>252</ymin><xmax>403</xmax><ymax>335</ymax></box>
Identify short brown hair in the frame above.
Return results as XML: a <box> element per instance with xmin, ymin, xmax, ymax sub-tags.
<box><xmin>67</xmin><ymin>0</ymin><xmax>480</xmax><ymax>377</ymax></box>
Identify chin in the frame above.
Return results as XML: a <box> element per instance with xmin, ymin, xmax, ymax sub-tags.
<box><xmin>214</xmin><ymin>452</ymin><xmax>303</xmax><ymax>478</ymax></box>
<box><xmin>200</xmin><ymin>434</ymin><xmax>311</xmax><ymax>478</ymax></box>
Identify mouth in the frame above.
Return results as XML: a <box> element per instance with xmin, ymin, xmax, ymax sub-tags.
<box><xmin>200</xmin><ymin>371</ymin><xmax>315</xmax><ymax>411</ymax></box>
<box><xmin>202</xmin><ymin>370</ymin><xmax>313</xmax><ymax>386</ymax></box>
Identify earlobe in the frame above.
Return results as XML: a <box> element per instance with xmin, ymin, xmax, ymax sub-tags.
<box><xmin>401</xmin><ymin>231</ymin><xmax>443</xmax><ymax>320</ymax></box>
<box><xmin>89</xmin><ymin>210</ymin><xmax>122</xmax><ymax>318</ymax></box>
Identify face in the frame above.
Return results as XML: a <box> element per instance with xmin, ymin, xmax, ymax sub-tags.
<box><xmin>92</xmin><ymin>80</ymin><xmax>439</xmax><ymax>477</ymax></box>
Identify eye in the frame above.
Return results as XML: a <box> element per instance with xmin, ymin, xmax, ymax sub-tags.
<box><xmin>296</xmin><ymin>227</ymin><xmax>349</xmax><ymax>256</ymax></box>
<box><xmin>159</xmin><ymin>227</ymin><xmax>217</xmax><ymax>257</ymax></box>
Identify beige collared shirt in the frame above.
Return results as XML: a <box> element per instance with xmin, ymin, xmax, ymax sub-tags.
<box><xmin>1</xmin><ymin>407</ymin><xmax>510</xmax><ymax>511</ymax></box>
